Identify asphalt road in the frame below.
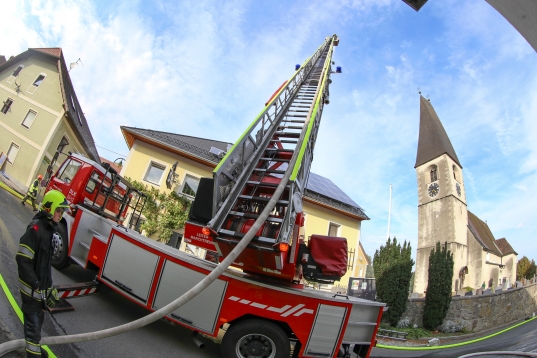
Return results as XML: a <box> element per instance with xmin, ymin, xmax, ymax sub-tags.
<box><xmin>371</xmin><ymin>316</ymin><xmax>537</xmax><ymax>357</ymax></box>
<box><xmin>0</xmin><ymin>188</ymin><xmax>221</xmax><ymax>358</ymax></box>
<box><xmin>2</xmin><ymin>187</ymin><xmax>537</xmax><ymax>358</ymax></box>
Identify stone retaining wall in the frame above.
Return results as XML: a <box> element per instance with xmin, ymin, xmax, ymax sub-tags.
<box><xmin>401</xmin><ymin>282</ymin><xmax>537</xmax><ymax>332</ymax></box>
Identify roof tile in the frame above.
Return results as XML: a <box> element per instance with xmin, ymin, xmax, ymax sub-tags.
<box><xmin>495</xmin><ymin>238</ymin><xmax>518</xmax><ymax>256</ymax></box>
<box><xmin>415</xmin><ymin>95</ymin><xmax>461</xmax><ymax>168</ymax></box>
<box><xmin>467</xmin><ymin>211</ymin><xmax>502</xmax><ymax>256</ymax></box>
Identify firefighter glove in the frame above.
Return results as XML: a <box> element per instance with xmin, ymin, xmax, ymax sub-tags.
<box><xmin>47</xmin><ymin>288</ymin><xmax>59</xmax><ymax>307</ymax></box>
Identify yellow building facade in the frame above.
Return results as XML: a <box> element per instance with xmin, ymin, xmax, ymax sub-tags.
<box><xmin>0</xmin><ymin>48</ymin><xmax>99</xmax><ymax>194</ymax></box>
<box><xmin>120</xmin><ymin>126</ymin><xmax>369</xmax><ymax>289</ymax></box>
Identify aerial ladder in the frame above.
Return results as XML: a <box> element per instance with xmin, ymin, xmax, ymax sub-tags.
<box><xmin>186</xmin><ymin>34</ymin><xmax>342</xmax><ymax>283</ymax></box>
<box><xmin>0</xmin><ymin>35</ymin><xmax>386</xmax><ymax>358</ymax></box>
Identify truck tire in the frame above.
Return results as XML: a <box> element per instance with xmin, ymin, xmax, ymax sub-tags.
<box><xmin>51</xmin><ymin>222</ymin><xmax>70</xmax><ymax>269</ymax></box>
<box><xmin>221</xmin><ymin>318</ymin><xmax>290</xmax><ymax>358</ymax></box>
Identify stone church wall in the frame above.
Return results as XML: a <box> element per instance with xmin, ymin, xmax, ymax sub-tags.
<box><xmin>402</xmin><ymin>282</ymin><xmax>537</xmax><ymax>332</ymax></box>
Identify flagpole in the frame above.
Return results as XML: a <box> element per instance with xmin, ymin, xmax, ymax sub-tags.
<box><xmin>387</xmin><ymin>184</ymin><xmax>392</xmax><ymax>239</ymax></box>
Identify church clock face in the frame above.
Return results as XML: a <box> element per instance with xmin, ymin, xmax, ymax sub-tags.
<box><xmin>428</xmin><ymin>182</ymin><xmax>440</xmax><ymax>197</ymax></box>
<box><xmin>456</xmin><ymin>183</ymin><xmax>461</xmax><ymax>197</ymax></box>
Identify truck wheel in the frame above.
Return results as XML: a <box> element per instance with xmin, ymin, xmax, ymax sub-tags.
<box><xmin>51</xmin><ymin>222</ymin><xmax>70</xmax><ymax>269</ymax></box>
<box><xmin>221</xmin><ymin>319</ymin><xmax>290</xmax><ymax>358</ymax></box>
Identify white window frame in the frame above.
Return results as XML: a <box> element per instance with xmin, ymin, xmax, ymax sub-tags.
<box><xmin>328</xmin><ymin>222</ymin><xmax>340</xmax><ymax>237</ymax></box>
<box><xmin>6</xmin><ymin>142</ymin><xmax>20</xmax><ymax>164</ymax></box>
<box><xmin>21</xmin><ymin>109</ymin><xmax>38</xmax><ymax>129</ymax></box>
<box><xmin>57</xmin><ymin>134</ymin><xmax>70</xmax><ymax>153</ymax></box>
<box><xmin>70</xmin><ymin>95</ymin><xmax>83</xmax><ymax>125</ymax></box>
<box><xmin>27</xmin><ymin>73</ymin><xmax>47</xmax><ymax>95</ymax></box>
<box><xmin>6</xmin><ymin>65</ymin><xmax>24</xmax><ymax>84</ymax></box>
<box><xmin>143</xmin><ymin>161</ymin><xmax>166</xmax><ymax>186</ymax></box>
<box><xmin>178</xmin><ymin>173</ymin><xmax>200</xmax><ymax>198</ymax></box>
<box><xmin>1</xmin><ymin>97</ymin><xmax>14</xmax><ymax>115</ymax></box>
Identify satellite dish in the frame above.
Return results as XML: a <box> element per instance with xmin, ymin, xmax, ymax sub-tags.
<box><xmin>69</xmin><ymin>58</ymin><xmax>83</xmax><ymax>72</ymax></box>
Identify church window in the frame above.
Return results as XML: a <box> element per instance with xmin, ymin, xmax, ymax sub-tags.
<box><xmin>453</xmin><ymin>165</ymin><xmax>460</xmax><ymax>181</ymax></box>
<box><xmin>430</xmin><ymin>166</ymin><xmax>438</xmax><ymax>182</ymax></box>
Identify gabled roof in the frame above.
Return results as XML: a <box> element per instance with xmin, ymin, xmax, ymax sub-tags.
<box><xmin>0</xmin><ymin>48</ymin><xmax>99</xmax><ymax>162</ymax></box>
<box><xmin>121</xmin><ymin>126</ymin><xmax>368</xmax><ymax>220</ymax></box>
<box><xmin>467</xmin><ymin>210</ymin><xmax>503</xmax><ymax>256</ymax></box>
<box><xmin>121</xmin><ymin>126</ymin><xmax>230</xmax><ymax>166</ymax></box>
<box><xmin>100</xmin><ymin>157</ymin><xmax>122</xmax><ymax>174</ymax></box>
<box><xmin>495</xmin><ymin>238</ymin><xmax>518</xmax><ymax>256</ymax></box>
<box><xmin>415</xmin><ymin>95</ymin><xmax>461</xmax><ymax>168</ymax></box>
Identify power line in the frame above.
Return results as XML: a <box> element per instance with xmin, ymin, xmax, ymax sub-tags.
<box><xmin>95</xmin><ymin>144</ymin><xmax>127</xmax><ymax>158</ymax></box>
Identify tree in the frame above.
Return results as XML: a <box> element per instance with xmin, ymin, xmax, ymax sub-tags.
<box><xmin>373</xmin><ymin>237</ymin><xmax>414</xmax><ymax>326</ymax></box>
<box><xmin>423</xmin><ymin>242</ymin><xmax>454</xmax><ymax>330</ymax></box>
<box><xmin>128</xmin><ymin>178</ymin><xmax>191</xmax><ymax>242</ymax></box>
<box><xmin>365</xmin><ymin>254</ymin><xmax>375</xmax><ymax>278</ymax></box>
<box><xmin>517</xmin><ymin>256</ymin><xmax>537</xmax><ymax>281</ymax></box>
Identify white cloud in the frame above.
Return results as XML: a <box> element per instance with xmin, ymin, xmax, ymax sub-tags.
<box><xmin>3</xmin><ymin>0</ymin><xmax>537</xmax><ymax>263</ymax></box>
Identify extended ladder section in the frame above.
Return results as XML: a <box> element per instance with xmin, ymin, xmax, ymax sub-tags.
<box><xmin>207</xmin><ymin>35</ymin><xmax>339</xmax><ymax>281</ymax></box>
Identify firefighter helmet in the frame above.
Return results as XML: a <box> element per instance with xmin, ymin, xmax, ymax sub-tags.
<box><xmin>41</xmin><ymin>190</ymin><xmax>70</xmax><ymax>218</ymax></box>
<box><xmin>37</xmin><ymin>174</ymin><xmax>43</xmax><ymax>180</ymax></box>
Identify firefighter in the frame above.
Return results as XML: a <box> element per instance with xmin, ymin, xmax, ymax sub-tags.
<box><xmin>16</xmin><ymin>189</ymin><xmax>69</xmax><ymax>357</ymax></box>
<box><xmin>21</xmin><ymin>174</ymin><xmax>43</xmax><ymax>211</ymax></box>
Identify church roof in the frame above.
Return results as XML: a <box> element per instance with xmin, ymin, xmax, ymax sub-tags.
<box><xmin>121</xmin><ymin>126</ymin><xmax>368</xmax><ymax>220</ymax></box>
<box><xmin>415</xmin><ymin>95</ymin><xmax>462</xmax><ymax>168</ymax></box>
<box><xmin>467</xmin><ymin>211</ymin><xmax>503</xmax><ymax>256</ymax></box>
<box><xmin>495</xmin><ymin>238</ymin><xmax>518</xmax><ymax>256</ymax></box>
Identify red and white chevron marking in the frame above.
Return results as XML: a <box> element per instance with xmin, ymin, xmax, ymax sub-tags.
<box><xmin>228</xmin><ymin>296</ymin><xmax>314</xmax><ymax>317</ymax></box>
<box><xmin>60</xmin><ymin>287</ymin><xmax>97</xmax><ymax>298</ymax></box>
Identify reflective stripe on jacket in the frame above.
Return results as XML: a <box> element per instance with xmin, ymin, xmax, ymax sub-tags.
<box><xmin>16</xmin><ymin>211</ymin><xmax>54</xmax><ymax>302</ymax></box>
<box><xmin>28</xmin><ymin>179</ymin><xmax>40</xmax><ymax>198</ymax></box>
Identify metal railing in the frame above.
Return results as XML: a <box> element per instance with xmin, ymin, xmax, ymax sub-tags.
<box><xmin>208</xmin><ymin>36</ymin><xmax>338</xmax><ymax>234</ymax></box>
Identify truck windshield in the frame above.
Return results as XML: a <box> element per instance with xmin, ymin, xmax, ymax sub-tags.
<box><xmin>57</xmin><ymin>159</ymin><xmax>82</xmax><ymax>184</ymax></box>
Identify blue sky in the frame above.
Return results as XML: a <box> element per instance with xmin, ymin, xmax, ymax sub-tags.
<box><xmin>3</xmin><ymin>0</ymin><xmax>536</xmax><ymax>264</ymax></box>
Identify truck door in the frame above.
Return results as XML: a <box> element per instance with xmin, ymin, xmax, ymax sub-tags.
<box><xmin>49</xmin><ymin>158</ymin><xmax>83</xmax><ymax>201</ymax></box>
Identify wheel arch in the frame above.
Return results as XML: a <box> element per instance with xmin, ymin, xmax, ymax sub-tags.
<box><xmin>226</xmin><ymin>314</ymin><xmax>295</xmax><ymax>339</ymax></box>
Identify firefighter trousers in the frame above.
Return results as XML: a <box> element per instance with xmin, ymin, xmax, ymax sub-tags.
<box><xmin>21</xmin><ymin>299</ymin><xmax>48</xmax><ymax>357</ymax></box>
<box><xmin>21</xmin><ymin>194</ymin><xmax>37</xmax><ymax>211</ymax></box>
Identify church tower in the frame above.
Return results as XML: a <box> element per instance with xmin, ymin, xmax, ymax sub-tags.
<box><xmin>413</xmin><ymin>96</ymin><xmax>468</xmax><ymax>295</ymax></box>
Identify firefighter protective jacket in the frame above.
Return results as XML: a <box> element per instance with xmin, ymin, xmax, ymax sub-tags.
<box><xmin>16</xmin><ymin>211</ymin><xmax>55</xmax><ymax>301</ymax></box>
<box><xmin>27</xmin><ymin>179</ymin><xmax>40</xmax><ymax>199</ymax></box>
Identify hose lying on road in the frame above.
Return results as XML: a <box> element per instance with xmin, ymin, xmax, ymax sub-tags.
<box><xmin>459</xmin><ymin>352</ymin><xmax>537</xmax><ymax>357</ymax></box>
<box><xmin>376</xmin><ymin>316</ymin><xmax>537</xmax><ymax>352</ymax></box>
<box><xmin>0</xmin><ymin>140</ymin><xmax>301</xmax><ymax>357</ymax></box>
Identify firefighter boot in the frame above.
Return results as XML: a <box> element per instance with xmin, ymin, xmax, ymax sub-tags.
<box><xmin>23</xmin><ymin>309</ymin><xmax>45</xmax><ymax>357</ymax></box>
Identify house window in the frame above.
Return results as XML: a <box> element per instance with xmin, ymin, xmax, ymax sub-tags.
<box><xmin>359</xmin><ymin>268</ymin><xmax>363</xmax><ymax>277</ymax></box>
<box><xmin>21</xmin><ymin>110</ymin><xmax>37</xmax><ymax>128</ymax></box>
<box><xmin>328</xmin><ymin>222</ymin><xmax>340</xmax><ymax>236</ymax></box>
<box><xmin>7</xmin><ymin>65</ymin><xmax>24</xmax><ymax>84</ymax></box>
<box><xmin>70</xmin><ymin>95</ymin><xmax>83</xmax><ymax>125</ymax></box>
<box><xmin>430</xmin><ymin>165</ymin><xmax>438</xmax><ymax>182</ymax></box>
<box><xmin>144</xmin><ymin>162</ymin><xmax>165</xmax><ymax>185</ymax></box>
<box><xmin>57</xmin><ymin>135</ymin><xmax>69</xmax><ymax>152</ymax></box>
<box><xmin>7</xmin><ymin>65</ymin><xmax>24</xmax><ymax>83</ymax></box>
<box><xmin>27</xmin><ymin>73</ymin><xmax>46</xmax><ymax>94</ymax></box>
<box><xmin>1</xmin><ymin>98</ymin><xmax>14</xmax><ymax>114</ymax></box>
<box><xmin>6</xmin><ymin>143</ymin><xmax>20</xmax><ymax>164</ymax></box>
<box><xmin>179</xmin><ymin>174</ymin><xmax>200</xmax><ymax>197</ymax></box>
<box><xmin>13</xmin><ymin>65</ymin><xmax>24</xmax><ymax>77</ymax></box>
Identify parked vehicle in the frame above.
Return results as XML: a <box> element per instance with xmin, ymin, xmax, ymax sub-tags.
<box><xmin>46</xmin><ymin>35</ymin><xmax>385</xmax><ymax>358</ymax></box>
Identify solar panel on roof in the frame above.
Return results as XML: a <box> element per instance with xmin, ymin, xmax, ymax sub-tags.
<box><xmin>306</xmin><ymin>173</ymin><xmax>362</xmax><ymax>209</ymax></box>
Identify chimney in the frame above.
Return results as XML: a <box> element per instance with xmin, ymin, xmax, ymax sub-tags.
<box><xmin>0</xmin><ymin>56</ymin><xmax>6</xmax><ymax>66</ymax></box>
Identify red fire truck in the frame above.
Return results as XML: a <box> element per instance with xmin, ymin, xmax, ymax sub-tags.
<box><xmin>45</xmin><ymin>35</ymin><xmax>385</xmax><ymax>358</ymax></box>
